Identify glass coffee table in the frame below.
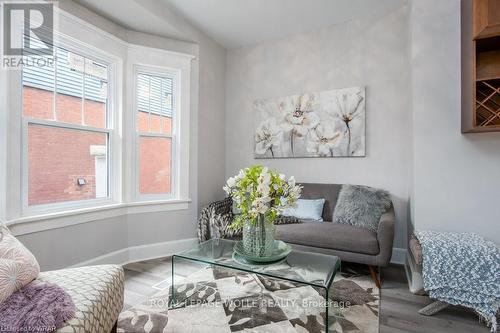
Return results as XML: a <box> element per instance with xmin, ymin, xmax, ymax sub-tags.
<box><xmin>169</xmin><ymin>239</ymin><xmax>341</xmax><ymax>332</ymax></box>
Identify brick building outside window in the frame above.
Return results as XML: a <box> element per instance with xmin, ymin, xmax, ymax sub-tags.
<box><xmin>23</xmin><ymin>44</ymin><xmax>173</xmax><ymax>207</ymax></box>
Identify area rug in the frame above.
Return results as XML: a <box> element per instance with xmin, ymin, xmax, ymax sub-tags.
<box><xmin>118</xmin><ymin>264</ymin><xmax>379</xmax><ymax>333</ymax></box>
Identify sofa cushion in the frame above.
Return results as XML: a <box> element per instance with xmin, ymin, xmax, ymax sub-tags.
<box><xmin>299</xmin><ymin>183</ymin><xmax>342</xmax><ymax>221</ymax></box>
<box><xmin>37</xmin><ymin>265</ymin><xmax>124</xmax><ymax>333</ymax></box>
<box><xmin>276</xmin><ymin>222</ymin><xmax>379</xmax><ymax>255</ymax></box>
<box><xmin>282</xmin><ymin>198</ymin><xmax>325</xmax><ymax>221</ymax></box>
<box><xmin>333</xmin><ymin>184</ymin><xmax>392</xmax><ymax>232</ymax></box>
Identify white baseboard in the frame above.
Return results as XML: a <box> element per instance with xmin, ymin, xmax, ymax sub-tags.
<box><xmin>70</xmin><ymin>238</ymin><xmax>198</xmax><ymax>268</ymax></box>
<box><xmin>71</xmin><ymin>240</ymin><xmax>407</xmax><ymax>268</ymax></box>
<box><xmin>391</xmin><ymin>247</ymin><xmax>407</xmax><ymax>265</ymax></box>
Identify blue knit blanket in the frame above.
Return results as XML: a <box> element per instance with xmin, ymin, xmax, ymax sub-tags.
<box><xmin>415</xmin><ymin>230</ymin><xmax>500</xmax><ymax>332</ymax></box>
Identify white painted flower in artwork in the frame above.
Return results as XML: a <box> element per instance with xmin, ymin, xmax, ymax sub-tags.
<box><xmin>331</xmin><ymin>92</ymin><xmax>363</xmax><ymax>126</ymax></box>
<box><xmin>332</xmin><ymin>92</ymin><xmax>363</xmax><ymax>156</ymax></box>
<box><xmin>254</xmin><ymin>87</ymin><xmax>365</xmax><ymax>158</ymax></box>
<box><xmin>254</xmin><ymin>118</ymin><xmax>283</xmax><ymax>157</ymax></box>
<box><xmin>307</xmin><ymin>123</ymin><xmax>343</xmax><ymax>156</ymax></box>
<box><xmin>281</xmin><ymin>95</ymin><xmax>320</xmax><ymax>137</ymax></box>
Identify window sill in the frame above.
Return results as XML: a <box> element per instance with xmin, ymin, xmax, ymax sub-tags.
<box><xmin>6</xmin><ymin>199</ymin><xmax>191</xmax><ymax>236</ymax></box>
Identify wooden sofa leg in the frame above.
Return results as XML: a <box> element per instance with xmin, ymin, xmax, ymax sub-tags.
<box><xmin>110</xmin><ymin>321</ymin><xmax>117</xmax><ymax>333</ymax></box>
<box><xmin>369</xmin><ymin>266</ymin><xmax>381</xmax><ymax>289</ymax></box>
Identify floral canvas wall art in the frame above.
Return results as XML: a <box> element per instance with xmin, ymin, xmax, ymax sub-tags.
<box><xmin>254</xmin><ymin>87</ymin><xmax>366</xmax><ymax>158</ymax></box>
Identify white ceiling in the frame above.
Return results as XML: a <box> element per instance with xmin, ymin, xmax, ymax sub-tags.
<box><xmin>74</xmin><ymin>0</ymin><xmax>195</xmax><ymax>42</ymax></box>
<box><xmin>75</xmin><ymin>0</ymin><xmax>406</xmax><ymax>49</ymax></box>
<box><xmin>165</xmin><ymin>0</ymin><xmax>406</xmax><ymax>48</ymax></box>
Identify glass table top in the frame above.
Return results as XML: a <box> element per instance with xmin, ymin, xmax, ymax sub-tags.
<box><xmin>174</xmin><ymin>239</ymin><xmax>340</xmax><ymax>289</ymax></box>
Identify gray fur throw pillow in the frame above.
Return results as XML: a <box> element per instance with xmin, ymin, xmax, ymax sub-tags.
<box><xmin>333</xmin><ymin>184</ymin><xmax>392</xmax><ymax>232</ymax></box>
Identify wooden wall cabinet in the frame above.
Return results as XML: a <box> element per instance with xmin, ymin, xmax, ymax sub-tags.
<box><xmin>462</xmin><ymin>0</ymin><xmax>500</xmax><ymax>133</ymax></box>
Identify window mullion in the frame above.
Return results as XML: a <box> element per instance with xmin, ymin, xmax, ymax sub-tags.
<box><xmin>53</xmin><ymin>50</ymin><xmax>57</xmax><ymax>121</ymax></box>
<box><xmin>82</xmin><ymin>57</ymin><xmax>86</xmax><ymax>126</ymax></box>
<box><xmin>160</xmin><ymin>78</ymin><xmax>164</xmax><ymax>134</ymax></box>
<box><xmin>26</xmin><ymin>118</ymin><xmax>111</xmax><ymax>135</ymax></box>
<box><xmin>138</xmin><ymin>132</ymin><xmax>172</xmax><ymax>139</ymax></box>
<box><xmin>148</xmin><ymin>76</ymin><xmax>152</xmax><ymax>132</ymax></box>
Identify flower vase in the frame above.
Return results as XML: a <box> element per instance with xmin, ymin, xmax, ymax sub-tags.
<box><xmin>242</xmin><ymin>214</ymin><xmax>276</xmax><ymax>258</ymax></box>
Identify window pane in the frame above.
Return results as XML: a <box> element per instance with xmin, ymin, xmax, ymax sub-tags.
<box><xmin>28</xmin><ymin>124</ymin><xmax>108</xmax><ymax>206</ymax></box>
<box><xmin>138</xmin><ymin>110</ymin><xmax>149</xmax><ymax>132</ymax></box>
<box><xmin>139</xmin><ymin>136</ymin><xmax>172</xmax><ymax>194</ymax></box>
<box><xmin>149</xmin><ymin>77</ymin><xmax>163</xmax><ymax>133</ymax></box>
<box><xmin>161</xmin><ymin>115</ymin><xmax>172</xmax><ymax>135</ymax></box>
<box><xmin>84</xmin><ymin>58</ymin><xmax>108</xmax><ymax>128</ymax></box>
<box><xmin>22</xmin><ymin>51</ymin><xmax>55</xmax><ymax>121</ymax></box>
<box><xmin>137</xmin><ymin>73</ymin><xmax>173</xmax><ymax>134</ymax></box>
<box><xmin>137</xmin><ymin>74</ymin><xmax>150</xmax><ymax>132</ymax></box>
<box><xmin>56</xmin><ymin>48</ymin><xmax>83</xmax><ymax>125</ymax></box>
<box><xmin>161</xmin><ymin>76</ymin><xmax>173</xmax><ymax>135</ymax></box>
<box><xmin>150</xmin><ymin>112</ymin><xmax>162</xmax><ymax>133</ymax></box>
<box><xmin>22</xmin><ymin>46</ymin><xmax>109</xmax><ymax>130</ymax></box>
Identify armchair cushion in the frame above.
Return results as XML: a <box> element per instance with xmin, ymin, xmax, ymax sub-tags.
<box><xmin>0</xmin><ymin>225</ymin><xmax>40</xmax><ymax>304</ymax></box>
<box><xmin>37</xmin><ymin>265</ymin><xmax>124</xmax><ymax>333</ymax></box>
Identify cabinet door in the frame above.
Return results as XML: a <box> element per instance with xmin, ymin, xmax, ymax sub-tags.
<box><xmin>473</xmin><ymin>0</ymin><xmax>500</xmax><ymax>39</ymax></box>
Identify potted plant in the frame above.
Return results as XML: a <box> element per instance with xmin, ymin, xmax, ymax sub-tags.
<box><xmin>223</xmin><ymin>165</ymin><xmax>302</xmax><ymax>257</ymax></box>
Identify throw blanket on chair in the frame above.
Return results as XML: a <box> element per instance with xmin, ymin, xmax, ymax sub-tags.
<box><xmin>198</xmin><ymin>198</ymin><xmax>237</xmax><ymax>242</ymax></box>
<box><xmin>415</xmin><ymin>230</ymin><xmax>500</xmax><ymax>332</ymax></box>
<box><xmin>0</xmin><ymin>281</ymin><xmax>75</xmax><ymax>332</ymax></box>
<box><xmin>198</xmin><ymin>198</ymin><xmax>302</xmax><ymax>242</ymax></box>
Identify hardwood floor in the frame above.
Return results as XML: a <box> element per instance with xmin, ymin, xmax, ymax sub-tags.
<box><xmin>379</xmin><ymin>265</ymin><xmax>487</xmax><ymax>333</ymax></box>
<box><xmin>123</xmin><ymin>257</ymin><xmax>173</xmax><ymax>310</ymax></box>
<box><xmin>123</xmin><ymin>258</ymin><xmax>489</xmax><ymax>332</ymax></box>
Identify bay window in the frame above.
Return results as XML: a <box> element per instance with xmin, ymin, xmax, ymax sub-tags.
<box><xmin>2</xmin><ymin>15</ymin><xmax>192</xmax><ymax>229</ymax></box>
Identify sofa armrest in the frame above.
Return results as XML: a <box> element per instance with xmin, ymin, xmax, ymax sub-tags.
<box><xmin>376</xmin><ymin>206</ymin><xmax>395</xmax><ymax>267</ymax></box>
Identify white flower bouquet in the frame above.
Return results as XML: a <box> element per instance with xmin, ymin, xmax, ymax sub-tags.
<box><xmin>223</xmin><ymin>165</ymin><xmax>302</xmax><ymax>230</ymax></box>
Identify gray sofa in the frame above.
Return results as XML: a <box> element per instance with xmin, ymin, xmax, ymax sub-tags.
<box><xmin>198</xmin><ymin>183</ymin><xmax>395</xmax><ymax>287</ymax></box>
<box><xmin>276</xmin><ymin>183</ymin><xmax>395</xmax><ymax>268</ymax></box>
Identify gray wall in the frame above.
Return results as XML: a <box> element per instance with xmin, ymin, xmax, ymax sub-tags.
<box><xmin>13</xmin><ymin>1</ymin><xmax>227</xmax><ymax>270</ymax></box>
<box><xmin>197</xmin><ymin>37</ymin><xmax>227</xmax><ymax>210</ymax></box>
<box><xmin>225</xmin><ymin>6</ymin><xmax>412</xmax><ymax>249</ymax></box>
<box><xmin>410</xmin><ymin>0</ymin><xmax>500</xmax><ymax>244</ymax></box>
<box><xmin>11</xmin><ymin>0</ymin><xmax>499</xmax><ymax>271</ymax></box>
<box><xmin>18</xmin><ymin>217</ymin><xmax>128</xmax><ymax>270</ymax></box>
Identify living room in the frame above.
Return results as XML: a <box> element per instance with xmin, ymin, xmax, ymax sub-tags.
<box><xmin>0</xmin><ymin>0</ymin><xmax>499</xmax><ymax>332</ymax></box>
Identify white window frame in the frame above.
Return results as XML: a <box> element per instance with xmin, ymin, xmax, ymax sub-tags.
<box><xmin>20</xmin><ymin>35</ymin><xmax>121</xmax><ymax>216</ymax></box>
<box><xmin>127</xmin><ymin>44</ymin><xmax>192</xmax><ymax>205</ymax></box>
<box><xmin>133</xmin><ymin>65</ymin><xmax>179</xmax><ymax>201</ymax></box>
<box><xmin>1</xmin><ymin>10</ymin><xmax>193</xmax><ymax>231</ymax></box>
